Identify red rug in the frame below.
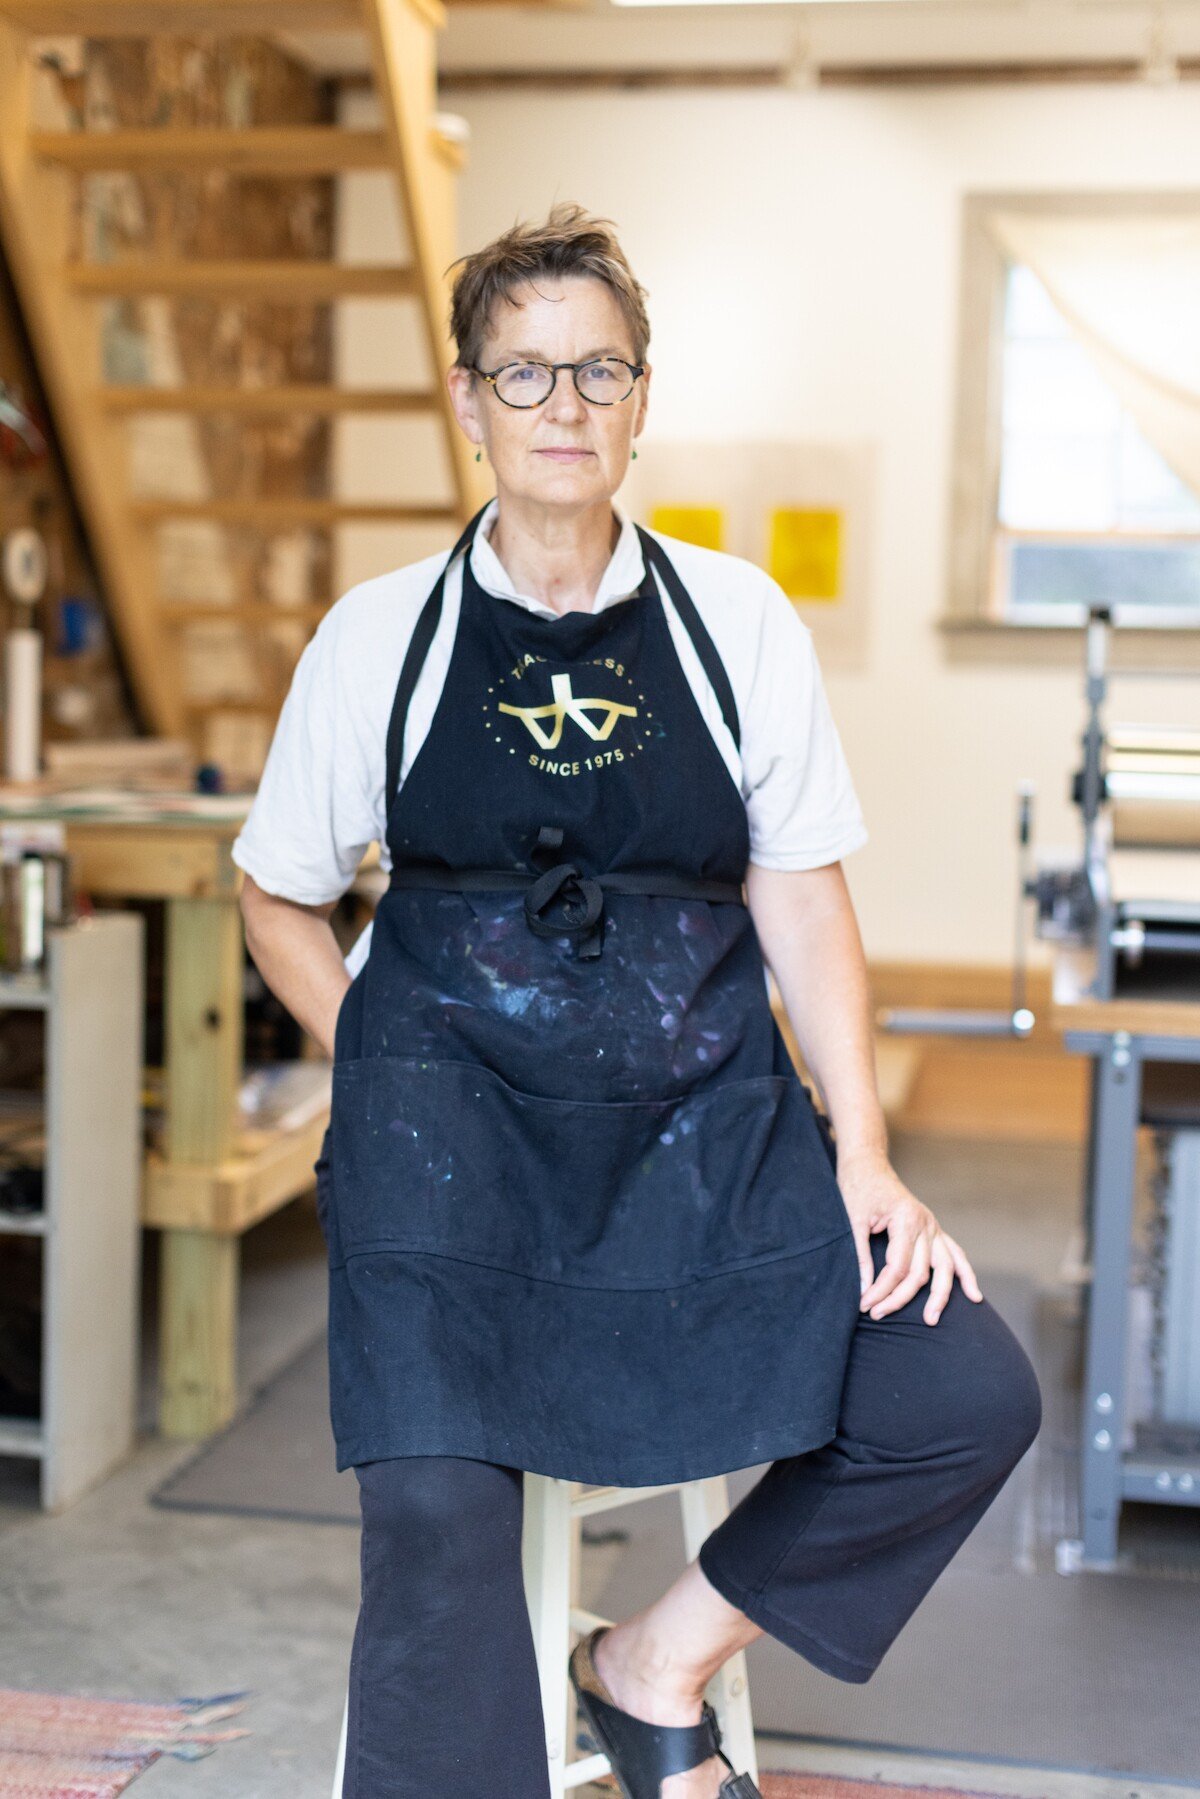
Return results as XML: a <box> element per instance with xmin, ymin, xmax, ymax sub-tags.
<box><xmin>761</xmin><ymin>1779</ymin><xmax>1022</xmax><ymax>1799</ymax></box>
<box><xmin>0</xmin><ymin>1686</ymin><xmax>249</xmax><ymax>1797</ymax></box>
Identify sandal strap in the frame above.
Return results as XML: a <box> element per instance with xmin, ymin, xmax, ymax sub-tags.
<box><xmin>719</xmin><ymin>1778</ymin><xmax>763</xmax><ymax>1797</ymax></box>
<box><xmin>581</xmin><ymin>1688</ymin><xmax>722</xmax><ymax>1778</ymax></box>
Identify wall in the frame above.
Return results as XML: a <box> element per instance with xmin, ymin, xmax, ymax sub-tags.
<box><xmin>345</xmin><ymin>78</ymin><xmax>1200</xmax><ymax>967</ymax></box>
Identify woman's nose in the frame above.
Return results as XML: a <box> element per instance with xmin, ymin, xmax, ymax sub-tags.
<box><xmin>544</xmin><ymin>369</ymin><xmax>587</xmax><ymax>423</ymax></box>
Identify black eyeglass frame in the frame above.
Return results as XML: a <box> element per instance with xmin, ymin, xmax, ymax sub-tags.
<box><xmin>471</xmin><ymin>356</ymin><xmax>646</xmax><ymax>409</ymax></box>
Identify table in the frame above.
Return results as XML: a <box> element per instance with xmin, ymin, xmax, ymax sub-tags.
<box><xmin>0</xmin><ymin>791</ymin><xmax>329</xmax><ymax>1439</ymax></box>
<box><xmin>1051</xmin><ymin>946</ymin><xmax>1200</xmax><ymax>1568</ymax></box>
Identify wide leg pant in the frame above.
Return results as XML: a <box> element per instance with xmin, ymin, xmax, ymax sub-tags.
<box><xmin>341</xmin><ymin>1231</ymin><xmax>1043</xmax><ymax>1799</ymax></box>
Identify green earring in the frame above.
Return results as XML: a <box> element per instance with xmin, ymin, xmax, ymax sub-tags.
<box><xmin>475</xmin><ymin>449</ymin><xmax>482</xmax><ymax>463</ymax></box>
<box><xmin>631</xmin><ymin>448</ymin><xmax>638</xmax><ymax>461</ymax></box>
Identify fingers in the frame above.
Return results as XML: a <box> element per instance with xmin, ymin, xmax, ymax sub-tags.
<box><xmin>866</xmin><ymin>1231</ymin><xmax>932</xmax><ymax>1321</ymax></box>
<box><xmin>852</xmin><ymin>1226</ymin><xmax>874</xmax><ymax>1298</ymax></box>
<box><xmin>859</xmin><ymin>1221</ymin><xmax>919</xmax><ymax>1313</ymax></box>
<box><xmin>861</xmin><ymin>1228</ymin><xmax>987</xmax><ymax>1325</ymax></box>
<box><xmin>941</xmin><ymin>1231</ymin><xmax>984</xmax><ymax>1302</ymax></box>
<box><xmin>923</xmin><ymin>1236</ymin><xmax>956</xmax><ymax>1325</ymax></box>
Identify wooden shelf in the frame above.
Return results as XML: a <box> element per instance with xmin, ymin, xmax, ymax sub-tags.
<box><xmin>142</xmin><ymin>1108</ymin><xmax>329</xmax><ymax>1235</ymax></box>
<box><xmin>0</xmin><ymin>1208</ymin><xmax>45</xmax><ymax>1236</ymax></box>
<box><xmin>0</xmin><ymin>971</ymin><xmax>49</xmax><ymax>1009</ymax></box>
<box><xmin>0</xmin><ymin>1416</ymin><xmax>42</xmax><ymax>1458</ymax></box>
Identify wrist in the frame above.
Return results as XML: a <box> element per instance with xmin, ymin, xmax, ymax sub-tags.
<box><xmin>833</xmin><ymin>1138</ymin><xmax>891</xmax><ymax>1177</ymax></box>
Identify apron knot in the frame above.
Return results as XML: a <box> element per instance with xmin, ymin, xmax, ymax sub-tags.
<box><xmin>523</xmin><ymin>863</ymin><xmax>606</xmax><ymax>959</ymax></box>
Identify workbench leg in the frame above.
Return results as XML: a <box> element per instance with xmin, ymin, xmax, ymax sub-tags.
<box><xmin>1079</xmin><ymin>1037</ymin><xmax>1141</xmax><ymax>1568</ymax></box>
<box><xmin>159</xmin><ymin>1230</ymin><xmax>238</xmax><ymax>1438</ymax></box>
<box><xmin>159</xmin><ymin>896</ymin><xmax>244</xmax><ymax>1439</ymax></box>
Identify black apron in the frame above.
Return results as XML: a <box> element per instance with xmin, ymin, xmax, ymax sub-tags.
<box><xmin>315</xmin><ymin>508</ymin><xmax>861</xmax><ymax>1484</ymax></box>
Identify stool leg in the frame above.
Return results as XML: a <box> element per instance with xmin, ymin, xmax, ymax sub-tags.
<box><xmin>331</xmin><ymin>1691</ymin><xmax>348</xmax><ymax>1799</ymax></box>
<box><xmin>680</xmin><ymin>1479</ymin><xmax>759</xmax><ymax>1783</ymax></box>
<box><xmin>523</xmin><ymin>1474</ymin><xmax>576</xmax><ymax>1799</ymax></box>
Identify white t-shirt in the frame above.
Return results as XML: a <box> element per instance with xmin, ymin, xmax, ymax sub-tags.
<box><xmin>231</xmin><ymin>498</ymin><xmax>868</xmax><ymax>975</ymax></box>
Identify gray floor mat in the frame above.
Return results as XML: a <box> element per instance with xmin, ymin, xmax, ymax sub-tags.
<box><xmin>152</xmin><ymin>1333</ymin><xmax>358</xmax><ymax>1525</ymax></box>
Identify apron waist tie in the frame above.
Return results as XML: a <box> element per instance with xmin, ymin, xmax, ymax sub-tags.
<box><xmin>387</xmin><ymin>860</ymin><xmax>745</xmax><ymax>960</ymax></box>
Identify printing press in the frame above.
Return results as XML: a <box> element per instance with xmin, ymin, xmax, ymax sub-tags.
<box><xmin>883</xmin><ymin>605</ymin><xmax>1200</xmax><ymax>1568</ymax></box>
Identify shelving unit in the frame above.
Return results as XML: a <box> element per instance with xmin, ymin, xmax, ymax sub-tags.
<box><xmin>0</xmin><ymin>913</ymin><xmax>144</xmax><ymax>1510</ymax></box>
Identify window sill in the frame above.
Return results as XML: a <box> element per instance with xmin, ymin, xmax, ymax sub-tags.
<box><xmin>937</xmin><ymin>613</ymin><xmax>1200</xmax><ymax>672</ymax></box>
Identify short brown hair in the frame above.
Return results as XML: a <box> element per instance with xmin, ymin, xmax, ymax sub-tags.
<box><xmin>448</xmin><ymin>202</ymin><xmax>650</xmax><ymax>371</ymax></box>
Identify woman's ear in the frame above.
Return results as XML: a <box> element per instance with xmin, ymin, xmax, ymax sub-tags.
<box><xmin>633</xmin><ymin>359</ymin><xmax>651</xmax><ymax>436</ymax></box>
<box><xmin>447</xmin><ymin>363</ymin><xmax>484</xmax><ymax>449</ymax></box>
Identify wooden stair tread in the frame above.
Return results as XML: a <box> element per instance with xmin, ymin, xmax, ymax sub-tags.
<box><xmin>32</xmin><ymin>126</ymin><xmax>393</xmax><ymax>173</ymax></box>
<box><xmin>129</xmin><ymin>496</ymin><xmax>457</xmax><ymax>523</ymax></box>
<box><xmin>159</xmin><ymin>601</ymin><xmax>329</xmax><ymax>625</ymax></box>
<box><xmin>99</xmin><ymin>384</ymin><xmax>438</xmax><ymax>413</ymax></box>
<box><xmin>65</xmin><ymin>260</ymin><xmax>418</xmax><ymax>298</ymax></box>
<box><xmin>0</xmin><ymin>1</ymin><xmax>359</xmax><ymax>30</ymax></box>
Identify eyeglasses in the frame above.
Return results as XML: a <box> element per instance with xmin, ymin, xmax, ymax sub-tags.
<box><xmin>472</xmin><ymin>357</ymin><xmax>645</xmax><ymax>409</ymax></box>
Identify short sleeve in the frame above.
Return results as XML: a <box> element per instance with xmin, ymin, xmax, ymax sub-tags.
<box><xmin>741</xmin><ymin>584</ymin><xmax>868</xmax><ymax>871</ymax></box>
<box><xmin>231</xmin><ymin>608</ymin><xmax>379</xmax><ymax>905</ymax></box>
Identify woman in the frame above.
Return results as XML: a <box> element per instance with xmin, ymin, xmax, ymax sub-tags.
<box><xmin>235</xmin><ymin>204</ymin><xmax>1042</xmax><ymax>1799</ymax></box>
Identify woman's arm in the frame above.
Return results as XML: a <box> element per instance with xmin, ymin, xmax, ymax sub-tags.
<box><xmin>239</xmin><ymin>874</ymin><xmax>351</xmax><ymax>1060</ymax></box>
<box><xmin>745</xmin><ymin>859</ymin><xmax>983</xmax><ymax>1326</ymax></box>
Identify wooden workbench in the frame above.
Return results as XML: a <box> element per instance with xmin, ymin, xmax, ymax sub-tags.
<box><xmin>0</xmin><ymin>793</ymin><xmax>329</xmax><ymax>1439</ymax></box>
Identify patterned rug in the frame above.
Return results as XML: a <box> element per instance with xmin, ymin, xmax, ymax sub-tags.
<box><xmin>0</xmin><ymin>1687</ymin><xmax>250</xmax><ymax>1797</ymax></box>
<box><xmin>760</xmin><ymin>1780</ymin><xmax>1020</xmax><ymax>1799</ymax></box>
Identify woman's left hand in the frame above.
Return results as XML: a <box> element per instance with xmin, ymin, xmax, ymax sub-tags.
<box><xmin>835</xmin><ymin>1153</ymin><xmax>984</xmax><ymax>1326</ymax></box>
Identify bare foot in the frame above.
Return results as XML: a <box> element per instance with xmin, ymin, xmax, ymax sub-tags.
<box><xmin>592</xmin><ymin>1625</ymin><xmax>727</xmax><ymax>1799</ymax></box>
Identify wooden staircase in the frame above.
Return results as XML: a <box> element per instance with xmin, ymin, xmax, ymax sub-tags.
<box><xmin>0</xmin><ymin>0</ymin><xmax>490</xmax><ymax>773</ymax></box>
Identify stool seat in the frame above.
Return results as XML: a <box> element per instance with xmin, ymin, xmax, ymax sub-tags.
<box><xmin>330</xmin><ymin>1472</ymin><xmax>759</xmax><ymax>1797</ymax></box>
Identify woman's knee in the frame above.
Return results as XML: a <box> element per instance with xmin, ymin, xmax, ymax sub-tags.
<box><xmin>356</xmin><ymin>1455</ymin><xmax>524</xmax><ymax>1578</ymax></box>
<box><xmin>958</xmin><ymin>1310</ymin><xmax>1043</xmax><ymax>1477</ymax></box>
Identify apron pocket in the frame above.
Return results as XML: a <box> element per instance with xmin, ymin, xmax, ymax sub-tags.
<box><xmin>326</xmin><ymin>1056</ymin><xmax>850</xmax><ymax>1285</ymax></box>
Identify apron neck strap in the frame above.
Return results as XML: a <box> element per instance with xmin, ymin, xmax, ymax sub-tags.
<box><xmin>637</xmin><ymin>528</ymin><xmax>741</xmax><ymax>752</ymax></box>
<box><xmin>385</xmin><ymin>501</ymin><xmax>491</xmax><ymax>822</ymax></box>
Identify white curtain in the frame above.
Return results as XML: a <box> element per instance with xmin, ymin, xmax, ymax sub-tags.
<box><xmin>984</xmin><ymin>208</ymin><xmax>1200</xmax><ymax>497</ymax></box>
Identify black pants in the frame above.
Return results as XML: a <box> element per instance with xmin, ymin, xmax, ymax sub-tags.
<box><xmin>342</xmin><ymin>1232</ymin><xmax>1042</xmax><ymax>1798</ymax></box>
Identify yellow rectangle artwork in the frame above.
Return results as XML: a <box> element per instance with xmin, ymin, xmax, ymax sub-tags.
<box><xmin>649</xmin><ymin>506</ymin><xmax>725</xmax><ymax>552</ymax></box>
<box><xmin>768</xmin><ymin>507</ymin><xmax>843</xmax><ymax>604</ymax></box>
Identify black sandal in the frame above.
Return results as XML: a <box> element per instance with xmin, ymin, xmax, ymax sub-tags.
<box><xmin>568</xmin><ymin>1624</ymin><xmax>761</xmax><ymax>1798</ymax></box>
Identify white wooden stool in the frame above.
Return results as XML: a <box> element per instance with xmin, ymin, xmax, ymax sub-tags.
<box><xmin>330</xmin><ymin>1473</ymin><xmax>759</xmax><ymax>1798</ymax></box>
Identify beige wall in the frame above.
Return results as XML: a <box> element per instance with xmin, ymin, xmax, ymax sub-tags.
<box><xmin>341</xmin><ymin>79</ymin><xmax>1200</xmax><ymax>968</ymax></box>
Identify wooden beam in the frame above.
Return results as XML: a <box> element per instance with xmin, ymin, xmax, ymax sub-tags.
<box><xmin>0</xmin><ymin>18</ymin><xmax>180</xmax><ymax>733</ymax></box>
<box><xmin>100</xmin><ymin>383</ymin><xmax>437</xmax><ymax>414</ymax></box>
<box><xmin>363</xmin><ymin>0</ymin><xmax>489</xmax><ymax>517</ymax></box>
<box><xmin>436</xmin><ymin>57</ymin><xmax>1200</xmax><ymax>95</ymax></box>
<box><xmin>66</xmin><ymin>260</ymin><xmax>418</xmax><ymax>299</ymax></box>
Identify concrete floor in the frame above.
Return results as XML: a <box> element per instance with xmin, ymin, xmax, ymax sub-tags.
<box><xmin>0</xmin><ymin>1129</ymin><xmax>1196</xmax><ymax>1799</ymax></box>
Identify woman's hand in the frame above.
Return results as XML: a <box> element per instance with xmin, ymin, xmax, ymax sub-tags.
<box><xmin>835</xmin><ymin>1151</ymin><xmax>984</xmax><ymax>1326</ymax></box>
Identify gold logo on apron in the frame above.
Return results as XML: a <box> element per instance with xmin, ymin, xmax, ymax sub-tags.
<box><xmin>498</xmin><ymin>672</ymin><xmax>638</xmax><ymax>751</ymax></box>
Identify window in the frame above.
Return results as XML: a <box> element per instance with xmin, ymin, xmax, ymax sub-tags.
<box><xmin>997</xmin><ymin>264</ymin><xmax>1200</xmax><ymax>625</ymax></box>
<box><xmin>947</xmin><ymin>194</ymin><xmax>1200</xmax><ymax>635</ymax></box>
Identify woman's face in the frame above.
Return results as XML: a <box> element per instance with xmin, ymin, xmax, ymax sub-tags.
<box><xmin>448</xmin><ymin>274</ymin><xmax>650</xmax><ymax>514</ymax></box>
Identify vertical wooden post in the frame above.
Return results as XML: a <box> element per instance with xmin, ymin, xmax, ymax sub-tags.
<box><xmin>159</xmin><ymin>894</ymin><xmax>244</xmax><ymax>1437</ymax></box>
